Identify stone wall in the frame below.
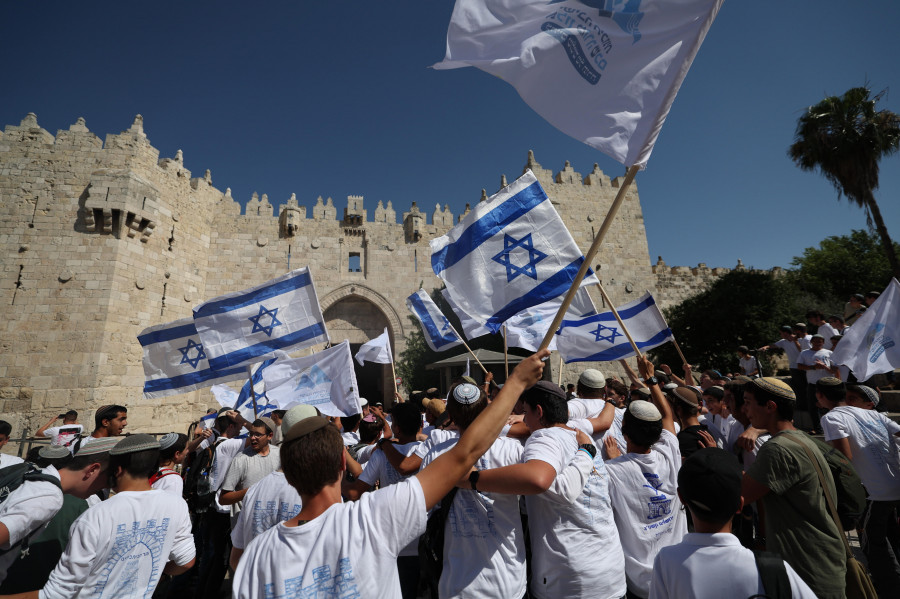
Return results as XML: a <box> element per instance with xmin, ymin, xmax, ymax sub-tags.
<box><xmin>0</xmin><ymin>112</ymin><xmax>755</xmax><ymax>440</ymax></box>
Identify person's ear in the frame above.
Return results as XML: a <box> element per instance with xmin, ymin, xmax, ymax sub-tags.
<box><xmin>736</xmin><ymin>495</ymin><xmax>745</xmax><ymax>514</ymax></box>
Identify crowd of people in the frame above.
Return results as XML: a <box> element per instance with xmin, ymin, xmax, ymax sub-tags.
<box><xmin>0</xmin><ymin>296</ymin><xmax>898</xmax><ymax>599</ymax></box>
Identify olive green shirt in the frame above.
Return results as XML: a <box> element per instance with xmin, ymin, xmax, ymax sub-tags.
<box><xmin>748</xmin><ymin>429</ymin><xmax>846</xmax><ymax>599</ymax></box>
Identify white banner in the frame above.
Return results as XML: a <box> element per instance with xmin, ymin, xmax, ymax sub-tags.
<box><xmin>434</xmin><ymin>0</ymin><xmax>724</xmax><ymax>166</ymax></box>
<box><xmin>355</xmin><ymin>328</ymin><xmax>393</xmax><ymax>365</ymax></box>
<box><xmin>832</xmin><ymin>278</ymin><xmax>900</xmax><ymax>381</ymax></box>
<box><xmin>193</xmin><ymin>267</ymin><xmax>329</xmax><ymax>371</ymax></box>
<box><xmin>262</xmin><ymin>341</ymin><xmax>361</xmax><ymax>417</ymax></box>
<box><xmin>431</xmin><ymin>170</ymin><xmax>598</xmax><ymax>333</ymax></box>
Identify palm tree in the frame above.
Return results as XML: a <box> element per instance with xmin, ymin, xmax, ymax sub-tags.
<box><xmin>789</xmin><ymin>86</ymin><xmax>900</xmax><ymax>280</ymax></box>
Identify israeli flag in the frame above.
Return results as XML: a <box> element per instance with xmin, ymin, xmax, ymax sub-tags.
<box><xmin>193</xmin><ymin>267</ymin><xmax>329</xmax><ymax>371</ymax></box>
<box><xmin>441</xmin><ymin>289</ymin><xmax>491</xmax><ymax>340</ymax></box>
<box><xmin>198</xmin><ymin>412</ymin><xmax>217</xmax><ymax>431</ymax></box>
<box><xmin>431</xmin><ymin>170</ymin><xmax>598</xmax><ymax>333</ymax></box>
<box><xmin>262</xmin><ymin>340</ymin><xmax>361</xmax><ymax>417</ymax></box>
<box><xmin>139</xmin><ymin>317</ymin><xmax>246</xmax><ymax>399</ymax></box>
<box><xmin>211</xmin><ymin>381</ymin><xmax>279</xmax><ymax>421</ymax></box>
<box><xmin>556</xmin><ymin>293</ymin><xmax>673</xmax><ymax>363</ymax></box>
<box><xmin>407</xmin><ymin>290</ymin><xmax>463</xmax><ymax>352</ymax></box>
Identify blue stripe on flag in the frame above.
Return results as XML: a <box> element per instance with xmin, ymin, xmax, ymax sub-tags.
<box><xmin>563</xmin><ymin>328</ymin><xmax>674</xmax><ymax>363</ymax></box>
<box><xmin>485</xmin><ymin>258</ymin><xmax>592</xmax><ymax>332</ymax></box>
<box><xmin>408</xmin><ymin>293</ymin><xmax>458</xmax><ymax>349</ymax></box>
<box><xmin>143</xmin><ymin>364</ymin><xmax>247</xmax><ymax>395</ymax></box>
<box><xmin>431</xmin><ymin>181</ymin><xmax>547</xmax><ymax>275</ymax></box>
<box><xmin>558</xmin><ymin>294</ymin><xmax>656</xmax><ymax>329</ymax></box>
<box><xmin>208</xmin><ymin>322</ymin><xmax>326</xmax><ymax>371</ymax></box>
<box><xmin>137</xmin><ymin>323</ymin><xmax>197</xmax><ymax>346</ymax></box>
<box><xmin>193</xmin><ymin>271</ymin><xmax>313</xmax><ymax>319</ymax></box>
<box><xmin>236</xmin><ymin>356</ymin><xmax>277</xmax><ymax>409</ymax></box>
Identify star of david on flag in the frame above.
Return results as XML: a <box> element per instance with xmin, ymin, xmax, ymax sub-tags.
<box><xmin>555</xmin><ymin>292</ymin><xmax>673</xmax><ymax>363</ymax></box>
<box><xmin>407</xmin><ymin>289</ymin><xmax>463</xmax><ymax>352</ymax></box>
<box><xmin>493</xmin><ymin>233</ymin><xmax>547</xmax><ymax>282</ymax></box>
<box><xmin>139</xmin><ymin>317</ymin><xmax>246</xmax><ymax>399</ymax></box>
<box><xmin>431</xmin><ymin>170</ymin><xmax>598</xmax><ymax>333</ymax></box>
<box><xmin>193</xmin><ymin>266</ymin><xmax>329</xmax><ymax>371</ymax></box>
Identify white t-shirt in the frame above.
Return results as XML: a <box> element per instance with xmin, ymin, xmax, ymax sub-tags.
<box><xmin>42</xmin><ymin>425</ymin><xmax>85</xmax><ymax>452</ymax></box>
<box><xmin>774</xmin><ymin>338</ymin><xmax>803</xmax><ymax>368</ymax></box>
<box><xmin>210</xmin><ymin>437</ymin><xmax>248</xmax><ymax>514</ymax></box>
<box><xmin>649</xmin><ymin>532</ymin><xmax>817</xmax><ymax>599</ymax></box>
<box><xmin>605</xmin><ymin>429</ymin><xmax>687</xmax><ymax>598</ymax></box>
<box><xmin>151</xmin><ymin>468</ymin><xmax>184</xmax><ymax>497</ymax></box>
<box><xmin>0</xmin><ymin>465</ymin><xmax>63</xmax><ymax>585</ymax></box>
<box><xmin>231</xmin><ymin>471</ymin><xmax>302</xmax><ymax>550</ymax></box>
<box><xmin>40</xmin><ymin>490</ymin><xmax>194</xmax><ymax>599</ymax></box>
<box><xmin>421</xmin><ymin>436</ymin><xmax>527</xmax><ymax>599</ymax></box>
<box><xmin>798</xmin><ymin>348</ymin><xmax>833</xmax><ymax>384</ymax></box>
<box><xmin>817</xmin><ymin>322</ymin><xmax>839</xmax><ymax>341</ymax></box>
<box><xmin>359</xmin><ymin>441</ymin><xmax>422</xmax><ymax>558</ymax></box>
<box><xmin>567</xmin><ymin>397</ymin><xmax>606</xmax><ymax>420</ymax></box>
<box><xmin>821</xmin><ymin>405</ymin><xmax>900</xmax><ymax>501</ymax></box>
<box><xmin>0</xmin><ymin>454</ymin><xmax>24</xmax><ymax>468</ymax></box>
<box><xmin>233</xmin><ymin>477</ymin><xmax>427</xmax><ymax>599</ymax></box>
<box><xmin>413</xmin><ymin>428</ymin><xmax>459</xmax><ymax>460</ymax></box>
<box><xmin>523</xmin><ymin>426</ymin><xmax>626</xmax><ymax>599</ymax></box>
<box><xmin>341</xmin><ymin>430</ymin><xmax>360</xmax><ymax>446</ymax></box>
<box><xmin>739</xmin><ymin>356</ymin><xmax>757</xmax><ymax>376</ymax></box>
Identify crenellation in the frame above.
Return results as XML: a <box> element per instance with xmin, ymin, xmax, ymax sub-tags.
<box><xmin>0</xmin><ymin>114</ymin><xmax>740</xmax><ymax>439</ymax></box>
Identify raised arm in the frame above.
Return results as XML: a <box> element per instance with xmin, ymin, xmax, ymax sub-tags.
<box><xmin>619</xmin><ymin>359</ymin><xmax>644</xmax><ymax>387</ymax></box>
<box><xmin>659</xmin><ymin>364</ymin><xmax>685</xmax><ymax>387</ymax></box>
<box><xmin>35</xmin><ymin>414</ymin><xmax>59</xmax><ymax>438</ymax></box>
<box><xmin>415</xmin><ymin>350</ymin><xmax>548</xmax><ymax>510</ymax></box>
<box><xmin>637</xmin><ymin>356</ymin><xmax>675</xmax><ymax>434</ymax></box>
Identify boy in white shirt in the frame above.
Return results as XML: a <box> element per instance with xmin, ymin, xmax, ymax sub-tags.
<box><xmin>603</xmin><ymin>356</ymin><xmax>688</xmax><ymax>599</ymax></box>
<box><xmin>151</xmin><ymin>433</ymin><xmax>187</xmax><ymax>497</ymax></box>
<box><xmin>650</xmin><ymin>448</ymin><xmax>816</xmax><ymax>598</ymax></box>
<box><xmin>33</xmin><ymin>434</ymin><xmax>195</xmax><ymax>599</ymax></box>
<box><xmin>232</xmin><ymin>351</ymin><xmax>548</xmax><ymax>599</ymax></box>
<box><xmin>818</xmin><ymin>379</ymin><xmax>900</xmax><ymax>596</ymax></box>
<box><xmin>35</xmin><ymin>411</ymin><xmax>83</xmax><ymax>454</ymax></box>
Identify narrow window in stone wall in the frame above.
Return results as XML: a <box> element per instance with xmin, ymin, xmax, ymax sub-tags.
<box><xmin>348</xmin><ymin>253</ymin><xmax>361</xmax><ymax>273</ymax></box>
<box><xmin>414</xmin><ymin>249</ymin><xmax>417</xmax><ymax>272</ymax></box>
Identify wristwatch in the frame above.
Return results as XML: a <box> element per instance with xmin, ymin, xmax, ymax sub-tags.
<box><xmin>606</xmin><ymin>399</ymin><xmax>618</xmax><ymax>408</ymax></box>
<box><xmin>468</xmin><ymin>469</ymin><xmax>480</xmax><ymax>491</ymax></box>
<box><xmin>579</xmin><ymin>443</ymin><xmax>597</xmax><ymax>459</ymax></box>
<box><xmin>644</xmin><ymin>376</ymin><xmax>659</xmax><ymax>386</ymax></box>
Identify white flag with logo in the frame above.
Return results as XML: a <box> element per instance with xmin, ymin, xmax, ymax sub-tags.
<box><xmin>193</xmin><ymin>267</ymin><xmax>329</xmax><ymax>371</ymax></box>
<box><xmin>832</xmin><ymin>278</ymin><xmax>900</xmax><ymax>381</ymax></box>
<box><xmin>139</xmin><ymin>317</ymin><xmax>246</xmax><ymax>399</ymax></box>
<box><xmin>355</xmin><ymin>328</ymin><xmax>393</xmax><ymax>366</ymax></box>
<box><xmin>434</xmin><ymin>0</ymin><xmax>724</xmax><ymax>166</ymax></box>
<box><xmin>407</xmin><ymin>290</ymin><xmax>464</xmax><ymax>352</ymax></box>
<box><xmin>431</xmin><ymin>170</ymin><xmax>598</xmax><ymax>334</ymax></box>
<box><xmin>262</xmin><ymin>340</ymin><xmax>361</xmax><ymax>417</ymax></box>
<box><xmin>556</xmin><ymin>292</ymin><xmax>673</xmax><ymax>362</ymax></box>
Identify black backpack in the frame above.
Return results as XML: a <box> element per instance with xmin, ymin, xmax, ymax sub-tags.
<box><xmin>806</xmin><ymin>435</ymin><xmax>868</xmax><ymax>530</ymax></box>
<box><xmin>182</xmin><ymin>437</ymin><xmax>224</xmax><ymax>513</ymax></box>
<box><xmin>0</xmin><ymin>462</ymin><xmax>63</xmax><ymax>558</ymax></box>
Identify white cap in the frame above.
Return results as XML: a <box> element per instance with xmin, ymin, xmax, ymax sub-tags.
<box><xmin>628</xmin><ymin>400</ymin><xmax>662</xmax><ymax>422</ymax></box>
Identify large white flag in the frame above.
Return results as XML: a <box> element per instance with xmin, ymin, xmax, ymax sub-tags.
<box><xmin>139</xmin><ymin>317</ymin><xmax>246</xmax><ymax>399</ymax></box>
<box><xmin>193</xmin><ymin>267</ymin><xmax>329</xmax><ymax>371</ymax></box>
<box><xmin>832</xmin><ymin>278</ymin><xmax>900</xmax><ymax>381</ymax></box>
<box><xmin>556</xmin><ymin>292</ymin><xmax>673</xmax><ymax>362</ymax></box>
<box><xmin>262</xmin><ymin>341</ymin><xmax>361</xmax><ymax>417</ymax></box>
<box><xmin>355</xmin><ymin>328</ymin><xmax>393</xmax><ymax>366</ymax></box>
<box><xmin>434</xmin><ymin>0</ymin><xmax>724</xmax><ymax>166</ymax></box>
<box><xmin>407</xmin><ymin>290</ymin><xmax>465</xmax><ymax>352</ymax></box>
<box><xmin>431</xmin><ymin>170</ymin><xmax>598</xmax><ymax>333</ymax></box>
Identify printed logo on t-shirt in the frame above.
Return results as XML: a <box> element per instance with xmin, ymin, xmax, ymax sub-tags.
<box><xmin>642</xmin><ymin>473</ymin><xmax>672</xmax><ymax>520</ymax></box>
<box><xmin>252</xmin><ymin>500</ymin><xmax>302</xmax><ymax>536</ymax></box>
<box><xmin>270</xmin><ymin>558</ymin><xmax>358</xmax><ymax>598</ymax></box>
<box><xmin>93</xmin><ymin>518</ymin><xmax>170</xmax><ymax>597</ymax></box>
<box><xmin>449</xmin><ymin>492</ymin><xmax>497</xmax><ymax>540</ymax></box>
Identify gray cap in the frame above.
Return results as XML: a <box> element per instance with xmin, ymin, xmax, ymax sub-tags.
<box><xmin>158</xmin><ymin>432</ymin><xmax>180</xmax><ymax>451</ymax></box>
<box><xmin>854</xmin><ymin>385</ymin><xmax>880</xmax><ymax>407</ymax></box>
<box><xmin>75</xmin><ymin>437</ymin><xmax>119</xmax><ymax>457</ymax></box>
<box><xmin>281</xmin><ymin>405</ymin><xmax>320</xmax><ymax>435</ymax></box>
<box><xmin>39</xmin><ymin>445</ymin><xmax>71</xmax><ymax>460</ymax></box>
<box><xmin>110</xmin><ymin>434</ymin><xmax>160</xmax><ymax>456</ymax></box>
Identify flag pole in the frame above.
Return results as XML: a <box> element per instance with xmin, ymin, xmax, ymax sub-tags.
<box><xmin>539</xmin><ymin>164</ymin><xmax>640</xmax><ymax>351</ymax></box>
<box><xmin>670</xmin><ymin>338</ymin><xmax>690</xmax><ymax>368</ymax></box>
<box><xmin>594</xmin><ymin>283</ymin><xmax>643</xmax><ymax>360</ymax></box>
<box><xmin>503</xmin><ymin>323</ymin><xmax>509</xmax><ymax>379</ymax></box>
<box><xmin>556</xmin><ymin>352</ymin><xmax>563</xmax><ymax>386</ymax></box>
<box><xmin>246</xmin><ymin>365</ymin><xmax>259</xmax><ymax>417</ymax></box>
<box><xmin>445</xmin><ymin>321</ymin><xmax>489</xmax><ymax>375</ymax></box>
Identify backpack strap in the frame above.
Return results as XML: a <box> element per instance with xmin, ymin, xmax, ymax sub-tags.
<box><xmin>754</xmin><ymin>550</ymin><xmax>792</xmax><ymax>599</ymax></box>
<box><xmin>150</xmin><ymin>468</ymin><xmax>179</xmax><ymax>485</ymax></box>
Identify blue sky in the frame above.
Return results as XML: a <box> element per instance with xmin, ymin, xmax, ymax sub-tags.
<box><xmin>2</xmin><ymin>1</ymin><xmax>898</xmax><ymax>271</ymax></box>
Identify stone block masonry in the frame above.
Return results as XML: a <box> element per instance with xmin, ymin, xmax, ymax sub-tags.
<box><xmin>0</xmin><ymin>113</ymin><xmax>776</xmax><ymax>440</ymax></box>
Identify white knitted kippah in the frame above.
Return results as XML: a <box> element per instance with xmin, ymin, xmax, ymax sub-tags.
<box><xmin>628</xmin><ymin>400</ymin><xmax>662</xmax><ymax>422</ymax></box>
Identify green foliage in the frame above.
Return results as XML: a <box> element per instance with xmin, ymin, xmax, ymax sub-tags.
<box><xmin>788</xmin><ymin>229</ymin><xmax>897</xmax><ymax>301</ymax></box>
<box><xmin>396</xmin><ymin>314</ymin><xmax>441</xmax><ymax>393</ymax></box>
<box><xmin>649</xmin><ymin>271</ymin><xmax>810</xmax><ymax>375</ymax></box>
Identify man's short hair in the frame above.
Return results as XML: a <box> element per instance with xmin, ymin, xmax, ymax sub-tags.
<box><xmin>780</xmin><ymin>325</ymin><xmax>793</xmax><ymax>333</ymax></box>
<box><xmin>253</xmin><ymin>418</ymin><xmax>275</xmax><ymax>435</ymax></box>
<box><xmin>358</xmin><ymin>415</ymin><xmax>384</xmax><ymax>443</ymax></box>
<box><xmin>391</xmin><ymin>403</ymin><xmax>422</xmax><ymax>437</ymax></box>
<box><xmin>64</xmin><ymin>410</ymin><xmax>78</xmax><ymax>420</ymax></box>
<box><xmin>159</xmin><ymin>433</ymin><xmax>188</xmax><ymax>462</ymax></box>
<box><xmin>679</xmin><ymin>448</ymin><xmax>742</xmax><ymax>527</ymax></box>
<box><xmin>65</xmin><ymin>451</ymin><xmax>111</xmax><ymax>474</ymax></box>
<box><xmin>0</xmin><ymin>420</ymin><xmax>11</xmax><ymax>437</ymax></box>
<box><xmin>621</xmin><ymin>402</ymin><xmax>663</xmax><ymax>447</ymax></box>
<box><xmin>606</xmin><ymin>379</ymin><xmax>628</xmax><ymax>398</ymax></box>
<box><xmin>109</xmin><ymin>449</ymin><xmax>159</xmax><ymax>480</ymax></box>
<box><xmin>816</xmin><ymin>377</ymin><xmax>845</xmax><ymax>403</ymax></box>
<box><xmin>828</xmin><ymin>314</ymin><xmax>845</xmax><ymax>324</ymax></box>
<box><xmin>851</xmin><ymin>293</ymin><xmax>865</xmax><ymax>302</ymax></box>
<box><xmin>792</xmin><ymin>323</ymin><xmax>807</xmax><ymax>331</ymax></box>
<box><xmin>806</xmin><ymin>309</ymin><xmax>824</xmax><ymax>320</ymax></box>
<box><xmin>521</xmin><ymin>381</ymin><xmax>568</xmax><ymax>426</ymax></box>
<box><xmin>341</xmin><ymin>413</ymin><xmax>362</xmax><ymax>432</ymax></box>
<box><xmin>865</xmin><ymin>291</ymin><xmax>880</xmax><ymax>300</ymax></box>
<box><xmin>702</xmin><ymin>386</ymin><xmax>724</xmax><ymax>401</ymax></box>
<box><xmin>94</xmin><ymin>405</ymin><xmax>126</xmax><ymax>428</ymax></box>
<box><xmin>282</xmin><ymin>424</ymin><xmax>344</xmax><ymax>496</ymax></box>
